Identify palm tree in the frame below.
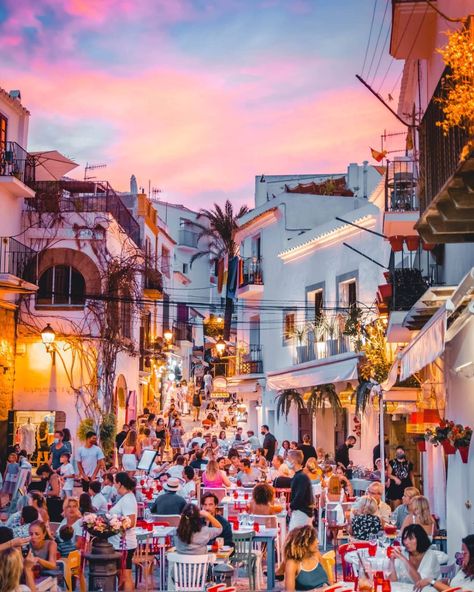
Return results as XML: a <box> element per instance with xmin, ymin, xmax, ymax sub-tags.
<box><xmin>191</xmin><ymin>200</ymin><xmax>249</xmax><ymax>339</ymax></box>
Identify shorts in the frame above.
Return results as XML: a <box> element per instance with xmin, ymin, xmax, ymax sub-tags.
<box><xmin>289</xmin><ymin>510</ymin><xmax>313</xmax><ymax>532</ymax></box>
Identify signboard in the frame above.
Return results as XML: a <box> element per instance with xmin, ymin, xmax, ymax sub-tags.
<box><xmin>211</xmin><ymin>376</ymin><xmax>230</xmax><ymax>400</ymax></box>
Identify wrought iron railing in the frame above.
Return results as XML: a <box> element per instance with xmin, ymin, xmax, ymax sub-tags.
<box><xmin>385</xmin><ymin>159</ymin><xmax>418</xmax><ymax>211</ymax></box>
<box><xmin>143</xmin><ymin>267</ymin><xmax>163</xmax><ymax>291</ymax></box>
<box><xmin>0</xmin><ymin>236</ymin><xmax>37</xmax><ymax>280</ymax></box>
<box><xmin>239</xmin><ymin>257</ymin><xmax>263</xmax><ymax>287</ymax></box>
<box><xmin>25</xmin><ymin>180</ymin><xmax>141</xmax><ymax>246</ymax></box>
<box><xmin>179</xmin><ymin>229</ymin><xmax>199</xmax><ymax>248</ymax></box>
<box><xmin>174</xmin><ymin>321</ymin><xmax>193</xmax><ymax>342</ymax></box>
<box><xmin>237</xmin><ymin>344</ymin><xmax>263</xmax><ymax>374</ymax></box>
<box><xmin>419</xmin><ymin>69</ymin><xmax>470</xmax><ymax>214</ymax></box>
<box><xmin>0</xmin><ymin>141</ymin><xmax>35</xmax><ymax>186</ymax></box>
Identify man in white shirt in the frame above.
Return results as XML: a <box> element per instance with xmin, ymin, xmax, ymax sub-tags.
<box><xmin>179</xmin><ymin>466</ymin><xmax>196</xmax><ymax>498</ymax></box>
<box><xmin>76</xmin><ymin>431</ymin><xmax>105</xmax><ymax>492</ymax></box>
<box><xmin>366</xmin><ymin>481</ymin><xmax>391</xmax><ymax>525</ymax></box>
<box><xmin>187</xmin><ymin>431</ymin><xmax>206</xmax><ymax>451</ymax></box>
<box><xmin>167</xmin><ymin>455</ymin><xmax>186</xmax><ymax>480</ymax></box>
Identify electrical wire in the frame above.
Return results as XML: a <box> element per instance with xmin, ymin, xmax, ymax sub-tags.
<box><xmin>370</xmin><ymin>20</ymin><xmax>392</xmax><ymax>86</ymax></box>
<box><xmin>362</xmin><ymin>0</ymin><xmax>379</xmax><ymax>76</ymax></box>
<box><xmin>366</xmin><ymin>0</ymin><xmax>390</xmax><ymax>81</ymax></box>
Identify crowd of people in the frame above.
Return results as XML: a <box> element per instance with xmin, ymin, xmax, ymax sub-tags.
<box><xmin>0</xmin><ymin>397</ymin><xmax>471</xmax><ymax>592</ymax></box>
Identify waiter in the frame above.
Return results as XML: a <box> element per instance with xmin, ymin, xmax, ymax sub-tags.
<box><xmin>335</xmin><ymin>435</ymin><xmax>356</xmax><ymax>469</ymax></box>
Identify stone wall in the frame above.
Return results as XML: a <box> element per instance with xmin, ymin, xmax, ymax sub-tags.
<box><xmin>0</xmin><ymin>306</ymin><xmax>16</xmax><ymax>420</ymax></box>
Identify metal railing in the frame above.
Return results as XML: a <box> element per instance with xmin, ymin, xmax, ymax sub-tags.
<box><xmin>239</xmin><ymin>257</ymin><xmax>263</xmax><ymax>287</ymax></box>
<box><xmin>0</xmin><ymin>141</ymin><xmax>35</xmax><ymax>186</ymax></box>
<box><xmin>174</xmin><ymin>321</ymin><xmax>193</xmax><ymax>342</ymax></box>
<box><xmin>292</xmin><ymin>314</ymin><xmax>354</xmax><ymax>365</ymax></box>
<box><xmin>419</xmin><ymin>69</ymin><xmax>470</xmax><ymax>214</ymax></box>
<box><xmin>144</xmin><ymin>267</ymin><xmax>163</xmax><ymax>291</ymax></box>
<box><xmin>178</xmin><ymin>229</ymin><xmax>199</xmax><ymax>248</ymax></box>
<box><xmin>0</xmin><ymin>236</ymin><xmax>37</xmax><ymax>280</ymax></box>
<box><xmin>237</xmin><ymin>344</ymin><xmax>263</xmax><ymax>374</ymax></box>
<box><xmin>25</xmin><ymin>180</ymin><xmax>141</xmax><ymax>246</ymax></box>
<box><xmin>385</xmin><ymin>159</ymin><xmax>418</xmax><ymax>211</ymax></box>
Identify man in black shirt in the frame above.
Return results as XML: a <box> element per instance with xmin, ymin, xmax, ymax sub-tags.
<box><xmin>287</xmin><ymin>449</ymin><xmax>314</xmax><ymax>531</ymax></box>
<box><xmin>115</xmin><ymin>423</ymin><xmax>129</xmax><ymax>469</ymax></box>
<box><xmin>335</xmin><ymin>435</ymin><xmax>356</xmax><ymax>470</ymax></box>
<box><xmin>298</xmin><ymin>434</ymin><xmax>317</xmax><ymax>466</ymax></box>
<box><xmin>201</xmin><ymin>492</ymin><xmax>234</xmax><ymax>548</ymax></box>
<box><xmin>261</xmin><ymin>424</ymin><xmax>277</xmax><ymax>462</ymax></box>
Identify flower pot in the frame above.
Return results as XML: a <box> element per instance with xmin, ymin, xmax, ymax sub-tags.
<box><xmin>441</xmin><ymin>440</ymin><xmax>456</xmax><ymax>455</ymax></box>
<box><xmin>416</xmin><ymin>440</ymin><xmax>426</xmax><ymax>452</ymax></box>
<box><xmin>405</xmin><ymin>236</ymin><xmax>420</xmax><ymax>251</ymax></box>
<box><xmin>458</xmin><ymin>446</ymin><xmax>469</xmax><ymax>464</ymax></box>
<box><xmin>378</xmin><ymin>284</ymin><xmax>393</xmax><ymax>299</ymax></box>
<box><xmin>389</xmin><ymin>236</ymin><xmax>404</xmax><ymax>252</ymax></box>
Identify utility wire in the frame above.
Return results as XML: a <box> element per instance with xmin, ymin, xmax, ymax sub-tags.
<box><xmin>366</xmin><ymin>0</ymin><xmax>390</xmax><ymax>80</ymax></box>
<box><xmin>362</xmin><ymin>0</ymin><xmax>379</xmax><ymax>76</ymax></box>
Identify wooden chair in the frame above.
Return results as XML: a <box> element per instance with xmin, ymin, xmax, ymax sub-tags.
<box><xmin>133</xmin><ymin>536</ymin><xmax>155</xmax><ymax>591</ymax></box>
<box><xmin>167</xmin><ymin>552</ymin><xmax>209</xmax><ymax>592</ymax></box>
<box><xmin>150</xmin><ymin>513</ymin><xmax>181</xmax><ymax>526</ymax></box>
<box><xmin>57</xmin><ymin>550</ymin><xmax>86</xmax><ymax>592</ymax></box>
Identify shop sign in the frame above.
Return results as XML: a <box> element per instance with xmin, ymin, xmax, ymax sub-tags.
<box><xmin>211</xmin><ymin>376</ymin><xmax>230</xmax><ymax>399</ymax></box>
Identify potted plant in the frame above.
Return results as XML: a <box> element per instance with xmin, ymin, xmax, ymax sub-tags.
<box><xmin>292</xmin><ymin>324</ymin><xmax>308</xmax><ymax>364</ymax></box>
<box><xmin>308</xmin><ymin>315</ymin><xmax>327</xmax><ymax>359</ymax></box>
<box><xmin>452</xmin><ymin>424</ymin><xmax>472</xmax><ymax>464</ymax></box>
<box><xmin>426</xmin><ymin>421</ymin><xmax>456</xmax><ymax>454</ymax></box>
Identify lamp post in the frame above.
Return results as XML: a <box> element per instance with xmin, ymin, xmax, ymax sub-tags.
<box><xmin>41</xmin><ymin>323</ymin><xmax>56</xmax><ymax>364</ymax></box>
<box><xmin>163</xmin><ymin>327</ymin><xmax>173</xmax><ymax>343</ymax></box>
<box><xmin>216</xmin><ymin>336</ymin><xmax>226</xmax><ymax>357</ymax></box>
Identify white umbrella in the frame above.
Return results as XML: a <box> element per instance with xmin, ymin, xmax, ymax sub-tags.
<box><xmin>30</xmin><ymin>150</ymin><xmax>78</xmax><ymax>181</ymax></box>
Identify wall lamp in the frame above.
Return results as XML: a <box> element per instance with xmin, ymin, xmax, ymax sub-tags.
<box><xmin>41</xmin><ymin>323</ymin><xmax>56</xmax><ymax>364</ymax></box>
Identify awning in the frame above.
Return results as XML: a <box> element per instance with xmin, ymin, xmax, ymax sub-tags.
<box><xmin>399</xmin><ymin>306</ymin><xmax>447</xmax><ymax>381</ymax></box>
<box><xmin>266</xmin><ymin>352</ymin><xmax>360</xmax><ymax>391</ymax></box>
<box><xmin>227</xmin><ymin>379</ymin><xmax>259</xmax><ymax>394</ymax></box>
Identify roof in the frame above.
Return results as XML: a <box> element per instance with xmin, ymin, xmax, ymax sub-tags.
<box><xmin>0</xmin><ymin>87</ymin><xmax>30</xmax><ymax>115</ymax></box>
<box><xmin>285</xmin><ymin>176</ymin><xmax>353</xmax><ymax>196</ymax></box>
<box><xmin>236</xmin><ymin>207</ymin><xmax>278</xmax><ymax>232</ymax></box>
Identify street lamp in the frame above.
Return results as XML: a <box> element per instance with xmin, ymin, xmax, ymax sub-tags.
<box><xmin>163</xmin><ymin>327</ymin><xmax>173</xmax><ymax>342</ymax></box>
<box><xmin>215</xmin><ymin>336</ymin><xmax>226</xmax><ymax>357</ymax></box>
<box><xmin>41</xmin><ymin>323</ymin><xmax>56</xmax><ymax>364</ymax></box>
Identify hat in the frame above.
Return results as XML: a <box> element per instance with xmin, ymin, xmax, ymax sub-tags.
<box><xmin>163</xmin><ymin>477</ymin><xmax>181</xmax><ymax>492</ymax></box>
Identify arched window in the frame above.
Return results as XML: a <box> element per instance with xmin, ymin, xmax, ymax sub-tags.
<box><xmin>37</xmin><ymin>265</ymin><xmax>86</xmax><ymax>306</ymax></box>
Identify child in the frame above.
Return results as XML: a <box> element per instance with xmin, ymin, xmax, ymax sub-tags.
<box><xmin>100</xmin><ymin>473</ymin><xmax>116</xmax><ymax>505</ymax></box>
<box><xmin>56</xmin><ymin>525</ymin><xmax>76</xmax><ymax>557</ymax></box>
<box><xmin>88</xmin><ymin>481</ymin><xmax>108</xmax><ymax>513</ymax></box>
<box><xmin>58</xmin><ymin>453</ymin><xmax>75</xmax><ymax>498</ymax></box>
<box><xmin>2</xmin><ymin>452</ymin><xmax>19</xmax><ymax>503</ymax></box>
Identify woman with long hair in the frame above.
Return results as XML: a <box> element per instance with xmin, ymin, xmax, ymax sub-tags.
<box><xmin>390</xmin><ymin>524</ymin><xmax>440</xmax><ymax>586</ymax></box>
<box><xmin>175</xmin><ymin>503</ymin><xmax>222</xmax><ymax>555</ymax></box>
<box><xmin>170</xmin><ymin>418</ymin><xmax>185</xmax><ymax>456</ymax></box>
<box><xmin>28</xmin><ymin>520</ymin><xmax>57</xmax><ymax>576</ymax></box>
<box><xmin>0</xmin><ymin>547</ymin><xmax>37</xmax><ymax>592</ymax></box>
<box><xmin>335</xmin><ymin>465</ymin><xmax>354</xmax><ymax>497</ymax></box>
<box><xmin>201</xmin><ymin>459</ymin><xmax>231</xmax><ymax>488</ymax></box>
<box><xmin>304</xmin><ymin>458</ymin><xmax>323</xmax><ymax>484</ymax></box>
<box><xmin>400</xmin><ymin>495</ymin><xmax>435</xmax><ymax>540</ymax></box>
<box><xmin>419</xmin><ymin>534</ymin><xmax>474</xmax><ymax>591</ymax></box>
<box><xmin>109</xmin><ymin>472</ymin><xmax>138</xmax><ymax>592</ymax></box>
<box><xmin>278</xmin><ymin>440</ymin><xmax>291</xmax><ymax>459</ymax></box>
<box><xmin>284</xmin><ymin>525</ymin><xmax>329</xmax><ymax>592</ymax></box>
<box><xmin>155</xmin><ymin>417</ymin><xmax>168</xmax><ymax>461</ymax></box>
<box><xmin>321</xmin><ymin>475</ymin><xmax>346</xmax><ymax>506</ymax></box>
<box><xmin>121</xmin><ymin>430</ymin><xmax>138</xmax><ymax>474</ymax></box>
<box><xmin>29</xmin><ymin>491</ymin><xmax>50</xmax><ymax>525</ymax></box>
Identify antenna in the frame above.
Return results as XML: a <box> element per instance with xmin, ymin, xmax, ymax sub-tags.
<box><xmin>150</xmin><ymin>187</ymin><xmax>163</xmax><ymax>202</ymax></box>
<box><xmin>84</xmin><ymin>162</ymin><xmax>107</xmax><ymax>181</ymax></box>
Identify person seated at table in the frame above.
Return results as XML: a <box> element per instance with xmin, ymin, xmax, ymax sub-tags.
<box><xmin>369</xmin><ymin>458</ymin><xmax>390</xmax><ymax>487</ymax></box>
<box><xmin>151</xmin><ymin>477</ymin><xmax>187</xmax><ymax>514</ymax></box>
<box><xmin>180</xmin><ymin>466</ymin><xmax>197</xmax><ymax>498</ymax></box>
<box><xmin>0</xmin><ymin>546</ymin><xmax>37</xmax><ymax>592</ymax></box>
<box><xmin>278</xmin><ymin>439</ymin><xmax>291</xmax><ymax>459</ymax></box>
<box><xmin>11</xmin><ymin>506</ymin><xmax>38</xmax><ymax>539</ymax></box>
<box><xmin>237</xmin><ymin>459</ymin><xmax>261</xmax><ymax>486</ymax></box>
<box><xmin>365</xmin><ymin>481</ymin><xmax>391</xmax><ymax>526</ymax></box>
<box><xmin>400</xmin><ymin>495</ymin><xmax>436</xmax><ymax>540</ymax></box>
<box><xmin>190</xmin><ymin>450</ymin><xmax>208</xmax><ymax>470</ymax></box>
<box><xmin>167</xmin><ymin>455</ymin><xmax>186</xmax><ymax>480</ymax></box>
<box><xmin>322</xmin><ymin>464</ymin><xmax>334</xmax><ymax>487</ymax></box>
<box><xmin>28</xmin><ymin>520</ymin><xmax>58</xmax><ymax>576</ymax></box>
<box><xmin>88</xmin><ymin>480</ymin><xmax>108</xmax><ymax>513</ymax></box>
<box><xmin>392</xmin><ymin>486</ymin><xmax>420</xmax><ymax>529</ymax></box>
<box><xmin>389</xmin><ymin>524</ymin><xmax>440</xmax><ymax>588</ymax></box>
<box><xmin>101</xmin><ymin>473</ymin><xmax>118</xmax><ymax>504</ymax></box>
<box><xmin>422</xmin><ymin>533</ymin><xmax>474</xmax><ymax>592</ymax></box>
<box><xmin>216</xmin><ymin>456</ymin><xmax>229</xmax><ymax>472</ymax></box>
<box><xmin>254</xmin><ymin>448</ymin><xmax>268</xmax><ymax>471</ymax></box>
<box><xmin>175</xmin><ymin>503</ymin><xmax>223</xmax><ymax>555</ymax></box>
<box><xmin>269</xmin><ymin>455</ymin><xmax>292</xmax><ymax>481</ymax></box>
<box><xmin>217</xmin><ymin>430</ymin><xmax>229</xmax><ymax>449</ymax></box>
<box><xmin>232</xmin><ymin>426</ymin><xmax>244</xmax><ymax>445</ymax></box>
<box><xmin>227</xmin><ymin>451</ymin><xmax>242</xmax><ymax>476</ymax></box>
<box><xmin>57</xmin><ymin>497</ymin><xmax>84</xmax><ymax>548</ymax></box>
<box><xmin>202</xmin><ymin>459</ymin><xmax>232</xmax><ymax>489</ymax></box>
<box><xmin>304</xmin><ymin>458</ymin><xmax>323</xmax><ymax>485</ymax></box>
<box><xmin>55</xmin><ymin>524</ymin><xmax>76</xmax><ymax>557</ymax></box>
<box><xmin>349</xmin><ymin>495</ymin><xmax>381</xmax><ymax>540</ymax></box>
<box><xmin>284</xmin><ymin>525</ymin><xmax>329</xmax><ymax>592</ymax></box>
<box><xmin>79</xmin><ymin>492</ymin><xmax>94</xmax><ymax>515</ymax></box>
<box><xmin>321</xmin><ymin>475</ymin><xmax>346</xmax><ymax>506</ymax></box>
<box><xmin>335</xmin><ymin>466</ymin><xmax>354</xmax><ymax>497</ymax></box>
<box><xmin>249</xmin><ymin>483</ymin><xmax>282</xmax><ymax>516</ymax></box>
<box><xmin>246</xmin><ymin>430</ymin><xmax>261</xmax><ymax>451</ymax></box>
<box><xmin>273</xmin><ymin>463</ymin><xmax>293</xmax><ymax>489</ymax></box>
<box><xmin>201</xmin><ymin>492</ymin><xmax>234</xmax><ymax>548</ymax></box>
<box><xmin>316</xmin><ymin>447</ymin><xmax>328</xmax><ymax>465</ymax></box>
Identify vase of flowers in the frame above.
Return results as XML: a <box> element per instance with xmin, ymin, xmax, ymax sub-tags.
<box><xmin>82</xmin><ymin>513</ymin><xmax>131</xmax><ymax>554</ymax></box>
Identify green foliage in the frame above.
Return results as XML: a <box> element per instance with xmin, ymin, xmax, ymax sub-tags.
<box><xmin>355</xmin><ymin>379</ymin><xmax>376</xmax><ymax>415</ymax></box>
<box><xmin>77</xmin><ymin>418</ymin><xmax>94</xmax><ymax>442</ymax></box>
<box><xmin>306</xmin><ymin>384</ymin><xmax>341</xmax><ymax>415</ymax></box>
<box><xmin>275</xmin><ymin>389</ymin><xmax>306</xmax><ymax>419</ymax></box>
<box><xmin>100</xmin><ymin>413</ymin><xmax>117</xmax><ymax>459</ymax></box>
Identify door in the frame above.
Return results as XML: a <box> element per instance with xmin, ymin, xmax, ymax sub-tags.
<box><xmin>298</xmin><ymin>409</ymin><xmax>312</xmax><ymax>444</ymax></box>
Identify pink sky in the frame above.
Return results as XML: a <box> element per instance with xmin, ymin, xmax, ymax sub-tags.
<box><xmin>0</xmin><ymin>0</ymin><xmax>404</xmax><ymax>208</ymax></box>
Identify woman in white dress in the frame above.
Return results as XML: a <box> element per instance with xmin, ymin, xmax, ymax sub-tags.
<box><xmin>390</xmin><ymin>524</ymin><xmax>440</xmax><ymax>589</ymax></box>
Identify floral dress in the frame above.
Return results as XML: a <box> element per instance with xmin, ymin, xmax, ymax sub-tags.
<box><xmin>351</xmin><ymin>514</ymin><xmax>381</xmax><ymax>540</ymax></box>
<box><xmin>170</xmin><ymin>426</ymin><xmax>184</xmax><ymax>449</ymax></box>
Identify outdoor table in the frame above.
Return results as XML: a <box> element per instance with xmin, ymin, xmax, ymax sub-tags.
<box><xmin>231</xmin><ymin>527</ymin><xmax>278</xmax><ymax>592</ymax></box>
<box><xmin>136</xmin><ymin>525</ymin><xmax>176</xmax><ymax>591</ymax></box>
<box><xmin>335</xmin><ymin>582</ymin><xmax>415</xmax><ymax>592</ymax></box>
<box><xmin>35</xmin><ymin>576</ymin><xmax>56</xmax><ymax>592</ymax></box>
<box><xmin>350</xmin><ymin>478</ymin><xmax>372</xmax><ymax>495</ymax></box>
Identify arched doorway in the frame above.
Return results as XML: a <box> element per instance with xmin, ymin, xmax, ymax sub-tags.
<box><xmin>115</xmin><ymin>374</ymin><xmax>128</xmax><ymax>427</ymax></box>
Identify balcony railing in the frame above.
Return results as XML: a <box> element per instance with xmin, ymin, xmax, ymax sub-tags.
<box><xmin>0</xmin><ymin>236</ymin><xmax>37</xmax><ymax>280</ymax></box>
<box><xmin>293</xmin><ymin>314</ymin><xmax>354</xmax><ymax>365</ymax></box>
<box><xmin>0</xmin><ymin>141</ymin><xmax>35</xmax><ymax>186</ymax></box>
<box><xmin>419</xmin><ymin>70</ymin><xmax>470</xmax><ymax>215</ymax></box>
<box><xmin>179</xmin><ymin>229</ymin><xmax>199</xmax><ymax>248</ymax></box>
<box><xmin>239</xmin><ymin>257</ymin><xmax>263</xmax><ymax>287</ymax></box>
<box><xmin>25</xmin><ymin>180</ymin><xmax>141</xmax><ymax>246</ymax></box>
<box><xmin>238</xmin><ymin>344</ymin><xmax>263</xmax><ymax>374</ymax></box>
<box><xmin>174</xmin><ymin>321</ymin><xmax>193</xmax><ymax>342</ymax></box>
<box><xmin>385</xmin><ymin>159</ymin><xmax>418</xmax><ymax>211</ymax></box>
<box><xmin>144</xmin><ymin>267</ymin><xmax>163</xmax><ymax>292</ymax></box>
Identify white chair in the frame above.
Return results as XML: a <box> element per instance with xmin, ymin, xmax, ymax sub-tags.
<box><xmin>167</xmin><ymin>552</ymin><xmax>209</xmax><ymax>592</ymax></box>
<box><xmin>150</xmin><ymin>514</ymin><xmax>181</xmax><ymax>527</ymax></box>
<box><xmin>201</xmin><ymin>487</ymin><xmax>227</xmax><ymax>503</ymax></box>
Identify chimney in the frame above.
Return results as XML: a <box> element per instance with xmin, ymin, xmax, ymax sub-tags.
<box><xmin>9</xmin><ymin>90</ymin><xmax>21</xmax><ymax>101</ymax></box>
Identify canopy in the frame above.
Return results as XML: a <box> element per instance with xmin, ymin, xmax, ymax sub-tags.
<box><xmin>266</xmin><ymin>352</ymin><xmax>359</xmax><ymax>391</ymax></box>
<box><xmin>399</xmin><ymin>306</ymin><xmax>447</xmax><ymax>381</ymax></box>
<box><xmin>30</xmin><ymin>150</ymin><xmax>78</xmax><ymax>181</ymax></box>
<box><xmin>227</xmin><ymin>379</ymin><xmax>259</xmax><ymax>394</ymax></box>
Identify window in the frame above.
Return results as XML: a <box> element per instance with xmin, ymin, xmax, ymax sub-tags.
<box><xmin>37</xmin><ymin>265</ymin><xmax>85</xmax><ymax>306</ymax></box>
<box><xmin>182</xmin><ymin>263</ymin><xmax>189</xmax><ymax>274</ymax></box>
<box><xmin>314</xmin><ymin>289</ymin><xmax>324</xmax><ymax>319</ymax></box>
<box><xmin>0</xmin><ymin>113</ymin><xmax>7</xmax><ymax>151</ymax></box>
<box><xmin>340</xmin><ymin>279</ymin><xmax>357</xmax><ymax>308</ymax></box>
<box><xmin>161</xmin><ymin>246</ymin><xmax>171</xmax><ymax>278</ymax></box>
<box><xmin>283</xmin><ymin>310</ymin><xmax>296</xmax><ymax>343</ymax></box>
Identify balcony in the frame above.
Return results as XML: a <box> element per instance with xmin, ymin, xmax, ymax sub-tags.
<box><xmin>237</xmin><ymin>257</ymin><xmax>264</xmax><ymax>299</ymax></box>
<box><xmin>390</xmin><ymin>0</ymin><xmax>437</xmax><ymax>59</ymax></box>
<box><xmin>174</xmin><ymin>321</ymin><xmax>193</xmax><ymax>343</ymax></box>
<box><xmin>416</xmin><ymin>69</ymin><xmax>474</xmax><ymax>243</ymax></box>
<box><xmin>212</xmin><ymin>344</ymin><xmax>264</xmax><ymax>378</ymax></box>
<box><xmin>383</xmin><ymin>159</ymin><xmax>419</xmax><ymax>237</ymax></box>
<box><xmin>178</xmin><ymin>229</ymin><xmax>199</xmax><ymax>249</ymax></box>
<box><xmin>0</xmin><ymin>236</ymin><xmax>37</xmax><ymax>294</ymax></box>
<box><xmin>0</xmin><ymin>142</ymin><xmax>36</xmax><ymax>197</ymax></box>
<box><xmin>143</xmin><ymin>267</ymin><xmax>163</xmax><ymax>300</ymax></box>
<box><xmin>25</xmin><ymin>180</ymin><xmax>141</xmax><ymax>246</ymax></box>
<box><xmin>293</xmin><ymin>314</ymin><xmax>355</xmax><ymax>365</ymax></box>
